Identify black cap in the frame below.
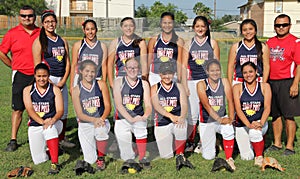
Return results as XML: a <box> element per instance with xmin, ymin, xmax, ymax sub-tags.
<box><xmin>159</xmin><ymin>61</ymin><xmax>175</xmax><ymax>74</ymax></box>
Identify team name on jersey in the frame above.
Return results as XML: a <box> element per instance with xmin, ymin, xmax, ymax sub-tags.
<box><xmin>82</xmin><ymin>54</ymin><xmax>99</xmax><ymax>64</ymax></box>
<box><xmin>270</xmin><ymin>46</ymin><xmax>285</xmax><ymax>61</ymax></box>
<box><xmin>159</xmin><ymin>96</ymin><xmax>177</xmax><ymax>107</ymax></box>
<box><xmin>242</xmin><ymin>101</ymin><xmax>261</xmax><ymax>116</ymax></box>
<box><xmin>191</xmin><ymin>50</ymin><xmax>209</xmax><ymax>61</ymax></box>
<box><xmin>122</xmin><ymin>94</ymin><xmax>141</xmax><ymax>105</ymax></box>
<box><xmin>240</xmin><ymin>54</ymin><xmax>257</xmax><ymax>65</ymax></box>
<box><xmin>157</xmin><ymin>48</ymin><xmax>174</xmax><ymax>59</ymax></box>
<box><xmin>82</xmin><ymin>96</ymin><xmax>101</xmax><ymax>110</ymax></box>
<box><xmin>118</xmin><ymin>50</ymin><xmax>135</xmax><ymax>61</ymax></box>
<box><xmin>52</xmin><ymin>46</ymin><xmax>65</xmax><ymax>61</ymax></box>
<box><xmin>208</xmin><ymin>95</ymin><xmax>223</xmax><ymax>106</ymax></box>
<box><xmin>32</xmin><ymin>102</ymin><xmax>50</xmax><ymax>113</ymax></box>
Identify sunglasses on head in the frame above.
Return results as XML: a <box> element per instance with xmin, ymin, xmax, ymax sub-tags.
<box><xmin>274</xmin><ymin>23</ymin><xmax>290</xmax><ymax>28</ymax></box>
<box><xmin>20</xmin><ymin>14</ymin><xmax>35</xmax><ymax>18</ymax></box>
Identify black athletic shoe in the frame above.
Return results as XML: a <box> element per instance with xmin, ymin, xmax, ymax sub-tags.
<box><xmin>96</xmin><ymin>157</ymin><xmax>106</xmax><ymax>171</ymax></box>
<box><xmin>266</xmin><ymin>145</ymin><xmax>282</xmax><ymax>152</ymax></box>
<box><xmin>139</xmin><ymin>157</ymin><xmax>151</xmax><ymax>170</ymax></box>
<box><xmin>176</xmin><ymin>154</ymin><xmax>185</xmax><ymax>171</ymax></box>
<box><xmin>282</xmin><ymin>149</ymin><xmax>295</xmax><ymax>156</ymax></box>
<box><xmin>48</xmin><ymin>163</ymin><xmax>61</xmax><ymax>175</ymax></box>
<box><xmin>5</xmin><ymin>140</ymin><xmax>18</xmax><ymax>152</ymax></box>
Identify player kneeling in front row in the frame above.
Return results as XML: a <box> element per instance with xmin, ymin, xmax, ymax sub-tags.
<box><xmin>151</xmin><ymin>61</ymin><xmax>194</xmax><ymax>170</ymax></box>
<box><xmin>23</xmin><ymin>63</ymin><xmax>63</xmax><ymax>174</ymax></box>
<box><xmin>233</xmin><ymin>62</ymin><xmax>271</xmax><ymax>166</ymax></box>
<box><xmin>197</xmin><ymin>60</ymin><xmax>236</xmax><ymax>170</ymax></box>
<box><xmin>113</xmin><ymin>58</ymin><xmax>152</xmax><ymax>170</ymax></box>
<box><xmin>72</xmin><ymin>60</ymin><xmax>111</xmax><ymax>171</ymax></box>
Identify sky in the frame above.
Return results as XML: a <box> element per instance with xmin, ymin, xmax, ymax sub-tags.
<box><xmin>135</xmin><ymin>0</ymin><xmax>248</xmax><ymax>18</ymax></box>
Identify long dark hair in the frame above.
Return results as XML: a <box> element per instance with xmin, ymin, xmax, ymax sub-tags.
<box><xmin>160</xmin><ymin>12</ymin><xmax>178</xmax><ymax>47</ymax></box>
<box><xmin>120</xmin><ymin>17</ymin><xmax>144</xmax><ymax>48</ymax></box>
<box><xmin>193</xmin><ymin>16</ymin><xmax>211</xmax><ymax>46</ymax></box>
<box><xmin>82</xmin><ymin>19</ymin><xmax>98</xmax><ymax>38</ymax></box>
<box><xmin>78</xmin><ymin>60</ymin><xmax>97</xmax><ymax>85</ymax></box>
<box><xmin>39</xmin><ymin>10</ymin><xmax>57</xmax><ymax>54</ymax></box>
<box><xmin>240</xmin><ymin>19</ymin><xmax>263</xmax><ymax>62</ymax></box>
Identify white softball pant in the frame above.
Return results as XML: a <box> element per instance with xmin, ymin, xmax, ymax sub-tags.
<box><xmin>154</xmin><ymin>122</ymin><xmax>187</xmax><ymax>159</ymax></box>
<box><xmin>199</xmin><ymin>121</ymin><xmax>235</xmax><ymax>160</ymax></box>
<box><xmin>78</xmin><ymin>120</ymin><xmax>110</xmax><ymax>164</ymax></box>
<box><xmin>187</xmin><ymin>80</ymin><xmax>202</xmax><ymax>125</ymax></box>
<box><xmin>235</xmin><ymin>121</ymin><xmax>268</xmax><ymax>160</ymax></box>
<box><xmin>28</xmin><ymin>120</ymin><xmax>63</xmax><ymax>165</ymax></box>
<box><xmin>49</xmin><ymin>76</ymin><xmax>68</xmax><ymax>119</ymax></box>
<box><xmin>114</xmin><ymin>119</ymin><xmax>147</xmax><ymax>161</ymax></box>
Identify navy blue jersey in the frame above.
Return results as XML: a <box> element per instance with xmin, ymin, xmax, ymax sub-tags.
<box><xmin>188</xmin><ymin>37</ymin><xmax>214</xmax><ymax>80</ymax></box>
<box><xmin>235</xmin><ymin>40</ymin><xmax>263</xmax><ymax>78</ymax></box>
<box><xmin>200</xmin><ymin>79</ymin><xmax>226</xmax><ymax>123</ymax></box>
<box><xmin>43</xmin><ymin>35</ymin><xmax>66</xmax><ymax>77</ymax></box>
<box><xmin>155</xmin><ymin>82</ymin><xmax>181</xmax><ymax>126</ymax></box>
<box><xmin>29</xmin><ymin>83</ymin><xmax>56</xmax><ymax>126</ymax></box>
<box><xmin>235</xmin><ymin>82</ymin><xmax>264</xmax><ymax>127</ymax></box>
<box><xmin>78</xmin><ymin>39</ymin><xmax>103</xmax><ymax>79</ymax></box>
<box><xmin>115</xmin><ymin>37</ymin><xmax>140</xmax><ymax>77</ymax></box>
<box><xmin>150</xmin><ymin>34</ymin><xmax>178</xmax><ymax>74</ymax></box>
<box><xmin>79</xmin><ymin>80</ymin><xmax>105</xmax><ymax>119</ymax></box>
<box><xmin>115</xmin><ymin>77</ymin><xmax>144</xmax><ymax>119</ymax></box>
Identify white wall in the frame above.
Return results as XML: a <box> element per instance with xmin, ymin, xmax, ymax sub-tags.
<box><xmin>93</xmin><ymin>0</ymin><xmax>134</xmax><ymax>18</ymax></box>
<box><xmin>264</xmin><ymin>0</ymin><xmax>300</xmax><ymax>37</ymax></box>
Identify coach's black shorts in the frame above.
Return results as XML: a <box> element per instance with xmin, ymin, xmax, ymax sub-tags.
<box><xmin>269</xmin><ymin>78</ymin><xmax>300</xmax><ymax>120</ymax></box>
<box><xmin>12</xmin><ymin>71</ymin><xmax>34</xmax><ymax>110</ymax></box>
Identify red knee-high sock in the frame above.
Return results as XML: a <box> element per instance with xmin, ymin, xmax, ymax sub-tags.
<box><xmin>96</xmin><ymin>140</ymin><xmax>108</xmax><ymax>157</ymax></box>
<box><xmin>136</xmin><ymin>138</ymin><xmax>147</xmax><ymax>160</ymax></box>
<box><xmin>223</xmin><ymin>139</ymin><xmax>234</xmax><ymax>159</ymax></box>
<box><xmin>59</xmin><ymin>119</ymin><xmax>67</xmax><ymax>141</ymax></box>
<box><xmin>47</xmin><ymin>138</ymin><xmax>59</xmax><ymax>164</ymax></box>
<box><xmin>187</xmin><ymin>124</ymin><xmax>197</xmax><ymax>143</ymax></box>
<box><xmin>251</xmin><ymin>140</ymin><xmax>265</xmax><ymax>157</ymax></box>
<box><xmin>175</xmin><ymin>140</ymin><xmax>186</xmax><ymax>155</ymax></box>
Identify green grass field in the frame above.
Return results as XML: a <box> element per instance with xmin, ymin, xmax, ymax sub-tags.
<box><xmin>0</xmin><ymin>39</ymin><xmax>300</xmax><ymax>178</ymax></box>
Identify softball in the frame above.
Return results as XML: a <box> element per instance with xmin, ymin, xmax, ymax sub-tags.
<box><xmin>128</xmin><ymin>168</ymin><xmax>137</xmax><ymax>174</ymax></box>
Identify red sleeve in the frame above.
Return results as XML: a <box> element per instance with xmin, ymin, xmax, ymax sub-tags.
<box><xmin>0</xmin><ymin>31</ymin><xmax>12</xmax><ymax>54</ymax></box>
<box><xmin>294</xmin><ymin>39</ymin><xmax>300</xmax><ymax>65</ymax></box>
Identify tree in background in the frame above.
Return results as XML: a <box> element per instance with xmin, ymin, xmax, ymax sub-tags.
<box><xmin>0</xmin><ymin>0</ymin><xmax>47</xmax><ymax>16</ymax></box>
<box><xmin>193</xmin><ymin>2</ymin><xmax>213</xmax><ymax>20</ymax></box>
<box><xmin>135</xmin><ymin>1</ymin><xmax>188</xmax><ymax>30</ymax></box>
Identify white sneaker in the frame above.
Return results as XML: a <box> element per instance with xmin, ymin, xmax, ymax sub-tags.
<box><xmin>254</xmin><ymin>156</ymin><xmax>263</xmax><ymax>167</ymax></box>
<box><xmin>226</xmin><ymin>157</ymin><xmax>236</xmax><ymax>171</ymax></box>
<box><xmin>194</xmin><ymin>143</ymin><xmax>202</xmax><ymax>154</ymax></box>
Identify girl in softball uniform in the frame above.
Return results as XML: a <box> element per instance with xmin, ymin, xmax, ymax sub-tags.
<box><xmin>228</xmin><ymin>19</ymin><xmax>270</xmax><ymax>161</ymax></box>
<box><xmin>72</xmin><ymin>60</ymin><xmax>111</xmax><ymax>170</ymax></box>
<box><xmin>32</xmin><ymin>10</ymin><xmax>73</xmax><ymax>148</ymax></box>
<box><xmin>23</xmin><ymin>63</ymin><xmax>63</xmax><ymax>174</ymax></box>
<box><xmin>108</xmin><ymin>17</ymin><xmax>147</xmax><ymax>89</ymax></box>
<box><xmin>228</xmin><ymin>19</ymin><xmax>270</xmax><ymax>85</ymax></box>
<box><xmin>151</xmin><ymin>61</ymin><xmax>193</xmax><ymax>170</ymax></box>
<box><xmin>182</xmin><ymin>16</ymin><xmax>220</xmax><ymax>152</ymax></box>
<box><xmin>113</xmin><ymin>58</ymin><xmax>152</xmax><ymax>168</ymax></box>
<box><xmin>197</xmin><ymin>60</ymin><xmax>235</xmax><ymax>170</ymax></box>
<box><xmin>233</xmin><ymin>61</ymin><xmax>271</xmax><ymax>165</ymax></box>
<box><xmin>147</xmin><ymin>12</ymin><xmax>184</xmax><ymax>86</ymax></box>
<box><xmin>70</xmin><ymin>19</ymin><xmax>107</xmax><ymax>91</ymax></box>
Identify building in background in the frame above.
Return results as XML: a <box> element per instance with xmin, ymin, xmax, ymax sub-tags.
<box><xmin>239</xmin><ymin>0</ymin><xmax>300</xmax><ymax>37</ymax></box>
<box><xmin>45</xmin><ymin>0</ymin><xmax>134</xmax><ymax>18</ymax></box>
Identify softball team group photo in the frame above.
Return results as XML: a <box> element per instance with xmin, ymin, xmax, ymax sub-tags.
<box><xmin>1</xmin><ymin>4</ymin><xmax>300</xmax><ymax>177</ymax></box>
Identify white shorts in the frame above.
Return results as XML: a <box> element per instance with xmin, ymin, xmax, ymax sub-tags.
<box><xmin>49</xmin><ymin>76</ymin><xmax>68</xmax><ymax>119</ymax></box>
<box><xmin>78</xmin><ymin>120</ymin><xmax>110</xmax><ymax>164</ymax></box>
<box><xmin>235</xmin><ymin>121</ymin><xmax>268</xmax><ymax>160</ymax></box>
<box><xmin>187</xmin><ymin>80</ymin><xmax>202</xmax><ymax>125</ymax></box>
<box><xmin>154</xmin><ymin>122</ymin><xmax>187</xmax><ymax>159</ymax></box>
<box><xmin>199</xmin><ymin>122</ymin><xmax>234</xmax><ymax>160</ymax></box>
<box><xmin>114</xmin><ymin>119</ymin><xmax>147</xmax><ymax>161</ymax></box>
<box><xmin>28</xmin><ymin>120</ymin><xmax>63</xmax><ymax>164</ymax></box>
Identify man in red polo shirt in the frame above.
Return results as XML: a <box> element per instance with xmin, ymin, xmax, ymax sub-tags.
<box><xmin>0</xmin><ymin>5</ymin><xmax>40</xmax><ymax>151</ymax></box>
<box><xmin>266</xmin><ymin>14</ymin><xmax>300</xmax><ymax>156</ymax></box>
